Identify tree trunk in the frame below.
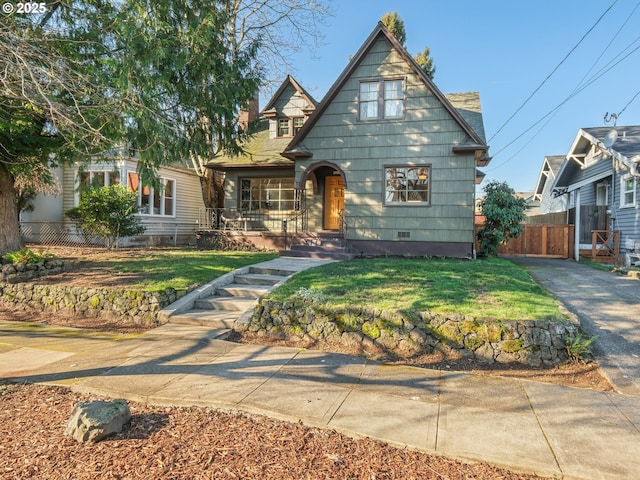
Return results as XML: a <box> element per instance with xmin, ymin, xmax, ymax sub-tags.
<box><xmin>199</xmin><ymin>169</ymin><xmax>225</xmax><ymax>209</ymax></box>
<box><xmin>0</xmin><ymin>164</ymin><xmax>24</xmax><ymax>255</ymax></box>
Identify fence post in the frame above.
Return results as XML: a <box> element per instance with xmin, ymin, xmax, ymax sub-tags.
<box><xmin>282</xmin><ymin>220</ymin><xmax>288</xmax><ymax>251</ymax></box>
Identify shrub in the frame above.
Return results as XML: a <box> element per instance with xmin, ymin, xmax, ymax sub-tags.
<box><xmin>66</xmin><ymin>185</ymin><xmax>145</xmax><ymax>248</ymax></box>
<box><xmin>566</xmin><ymin>332</ymin><xmax>598</xmax><ymax>362</ymax></box>
<box><xmin>2</xmin><ymin>247</ymin><xmax>54</xmax><ymax>264</ymax></box>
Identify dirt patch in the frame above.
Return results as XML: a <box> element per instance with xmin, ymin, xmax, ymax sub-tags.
<box><xmin>16</xmin><ymin>246</ymin><xmax>159</xmax><ymax>288</ymax></box>
<box><xmin>0</xmin><ymin>382</ymin><xmax>549</xmax><ymax>479</ymax></box>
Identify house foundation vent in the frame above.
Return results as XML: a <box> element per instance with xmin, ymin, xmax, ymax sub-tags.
<box><xmin>397</xmin><ymin>231</ymin><xmax>411</xmax><ymax>239</ymax></box>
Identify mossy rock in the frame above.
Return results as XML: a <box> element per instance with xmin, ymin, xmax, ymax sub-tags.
<box><xmin>464</xmin><ymin>335</ymin><xmax>485</xmax><ymax>351</ymax></box>
<box><xmin>501</xmin><ymin>338</ymin><xmax>525</xmax><ymax>353</ymax></box>
<box><xmin>362</xmin><ymin>321</ymin><xmax>381</xmax><ymax>340</ymax></box>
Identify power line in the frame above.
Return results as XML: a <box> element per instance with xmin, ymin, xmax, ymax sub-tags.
<box><xmin>618</xmin><ymin>88</ymin><xmax>640</xmax><ymax>117</ymax></box>
<box><xmin>486</xmin><ymin>39</ymin><xmax>640</xmax><ymax>172</ymax></box>
<box><xmin>487</xmin><ymin>0</ymin><xmax>618</xmax><ymax>144</ymax></box>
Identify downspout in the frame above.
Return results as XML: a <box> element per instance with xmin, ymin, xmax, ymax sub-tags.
<box><xmin>574</xmin><ymin>189</ymin><xmax>581</xmax><ymax>262</ymax></box>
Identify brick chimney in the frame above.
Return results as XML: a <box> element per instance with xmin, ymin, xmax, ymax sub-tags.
<box><xmin>239</xmin><ymin>93</ymin><xmax>259</xmax><ymax>132</ymax></box>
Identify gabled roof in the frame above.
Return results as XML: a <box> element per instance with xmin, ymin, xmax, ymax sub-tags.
<box><xmin>262</xmin><ymin>75</ymin><xmax>317</xmax><ymax>116</ymax></box>
<box><xmin>207</xmin><ymin>75</ymin><xmax>317</xmax><ymax>170</ymax></box>
<box><xmin>533</xmin><ymin>155</ymin><xmax>564</xmax><ymax>200</ymax></box>
<box><xmin>445</xmin><ymin>92</ymin><xmax>487</xmax><ymax>144</ymax></box>
<box><xmin>284</xmin><ymin>22</ymin><xmax>489</xmax><ymax>160</ymax></box>
<box><xmin>207</xmin><ymin>120</ymin><xmax>293</xmax><ymax>169</ymax></box>
<box><xmin>553</xmin><ymin>125</ymin><xmax>640</xmax><ymax>191</ymax></box>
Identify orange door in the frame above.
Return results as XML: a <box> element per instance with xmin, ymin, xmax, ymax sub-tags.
<box><xmin>324</xmin><ymin>176</ymin><xmax>344</xmax><ymax>230</ymax></box>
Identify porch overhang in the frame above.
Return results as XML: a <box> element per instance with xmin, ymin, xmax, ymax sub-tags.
<box><xmin>282</xmin><ymin>146</ymin><xmax>313</xmax><ymax>160</ymax></box>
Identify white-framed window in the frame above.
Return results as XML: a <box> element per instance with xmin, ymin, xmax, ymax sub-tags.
<box><xmin>384</xmin><ymin>165</ymin><xmax>430</xmax><ymax>205</ymax></box>
<box><xmin>78</xmin><ymin>170</ymin><xmax>120</xmax><ymax>191</ymax></box>
<box><xmin>277</xmin><ymin>117</ymin><xmax>306</xmax><ymax>137</ymax></box>
<box><xmin>596</xmin><ymin>182</ymin><xmax>609</xmax><ymax>206</ymax></box>
<box><xmin>240</xmin><ymin>178</ymin><xmax>295</xmax><ymax>213</ymax></box>
<box><xmin>620</xmin><ymin>175</ymin><xmax>636</xmax><ymax>208</ymax></box>
<box><xmin>277</xmin><ymin>118</ymin><xmax>290</xmax><ymax>137</ymax></box>
<box><xmin>359</xmin><ymin>78</ymin><xmax>405</xmax><ymax>121</ymax></box>
<box><xmin>293</xmin><ymin>117</ymin><xmax>305</xmax><ymax>135</ymax></box>
<box><xmin>127</xmin><ymin>172</ymin><xmax>176</xmax><ymax>216</ymax></box>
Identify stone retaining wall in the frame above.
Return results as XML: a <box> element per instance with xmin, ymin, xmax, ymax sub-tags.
<box><xmin>0</xmin><ymin>283</ymin><xmax>186</xmax><ymax>326</ymax></box>
<box><xmin>0</xmin><ymin>260</ymin><xmax>65</xmax><ymax>283</ymax></box>
<box><xmin>237</xmin><ymin>300</ymin><xmax>580</xmax><ymax>367</ymax></box>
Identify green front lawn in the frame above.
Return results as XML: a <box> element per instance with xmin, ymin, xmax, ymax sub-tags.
<box><xmin>92</xmin><ymin>250</ymin><xmax>278</xmax><ymax>291</ymax></box>
<box><xmin>268</xmin><ymin>257</ymin><xmax>567</xmax><ymax>322</ymax></box>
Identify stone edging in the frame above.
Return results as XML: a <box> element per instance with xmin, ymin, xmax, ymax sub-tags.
<box><xmin>0</xmin><ymin>282</ymin><xmax>186</xmax><ymax>326</ymax></box>
<box><xmin>236</xmin><ymin>299</ymin><xmax>580</xmax><ymax>366</ymax></box>
<box><xmin>0</xmin><ymin>260</ymin><xmax>65</xmax><ymax>283</ymax></box>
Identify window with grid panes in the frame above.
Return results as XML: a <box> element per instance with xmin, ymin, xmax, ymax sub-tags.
<box><xmin>384</xmin><ymin>166</ymin><xmax>430</xmax><ymax>204</ymax></box>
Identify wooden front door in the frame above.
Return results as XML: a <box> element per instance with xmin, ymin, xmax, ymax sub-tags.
<box><xmin>324</xmin><ymin>175</ymin><xmax>344</xmax><ymax>230</ymax></box>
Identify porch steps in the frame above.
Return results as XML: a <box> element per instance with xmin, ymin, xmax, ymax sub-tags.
<box><xmin>280</xmin><ymin>232</ymin><xmax>356</xmax><ymax>260</ymax></box>
<box><xmin>168</xmin><ymin>266</ymin><xmax>297</xmax><ymax>330</ymax></box>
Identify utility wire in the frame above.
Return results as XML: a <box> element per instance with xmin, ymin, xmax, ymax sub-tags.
<box><xmin>487</xmin><ymin>0</ymin><xmax>618</xmax><ymax>144</ymax></box>
<box><xmin>618</xmin><ymin>88</ymin><xmax>640</xmax><ymax>117</ymax></box>
<box><xmin>486</xmin><ymin>39</ymin><xmax>640</xmax><ymax>172</ymax></box>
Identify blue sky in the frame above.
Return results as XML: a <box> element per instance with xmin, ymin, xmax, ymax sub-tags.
<box><xmin>280</xmin><ymin>0</ymin><xmax>640</xmax><ymax>193</ymax></box>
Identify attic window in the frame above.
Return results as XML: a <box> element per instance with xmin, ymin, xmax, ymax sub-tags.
<box><xmin>359</xmin><ymin>78</ymin><xmax>404</xmax><ymax>121</ymax></box>
<box><xmin>277</xmin><ymin>118</ymin><xmax>290</xmax><ymax>137</ymax></box>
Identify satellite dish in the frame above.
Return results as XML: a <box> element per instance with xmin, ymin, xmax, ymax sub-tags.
<box><xmin>603</xmin><ymin>128</ymin><xmax>618</xmax><ymax>148</ymax></box>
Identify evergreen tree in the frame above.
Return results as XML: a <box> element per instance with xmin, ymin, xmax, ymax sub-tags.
<box><xmin>381</xmin><ymin>12</ymin><xmax>436</xmax><ymax>80</ymax></box>
<box><xmin>477</xmin><ymin>181</ymin><xmax>527</xmax><ymax>258</ymax></box>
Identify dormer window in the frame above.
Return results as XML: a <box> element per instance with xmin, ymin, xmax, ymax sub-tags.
<box><xmin>277</xmin><ymin>117</ymin><xmax>306</xmax><ymax>137</ymax></box>
<box><xmin>278</xmin><ymin>118</ymin><xmax>290</xmax><ymax>137</ymax></box>
<box><xmin>293</xmin><ymin>117</ymin><xmax>304</xmax><ymax>135</ymax></box>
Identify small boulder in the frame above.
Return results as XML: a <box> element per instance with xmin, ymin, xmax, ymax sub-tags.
<box><xmin>65</xmin><ymin>399</ymin><xmax>131</xmax><ymax>443</ymax></box>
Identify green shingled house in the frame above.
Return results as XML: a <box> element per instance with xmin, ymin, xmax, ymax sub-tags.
<box><xmin>208</xmin><ymin>22</ymin><xmax>490</xmax><ymax>258</ymax></box>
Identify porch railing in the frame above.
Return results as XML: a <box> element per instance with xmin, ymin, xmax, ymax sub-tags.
<box><xmin>591</xmin><ymin>230</ymin><xmax>620</xmax><ymax>260</ymax></box>
<box><xmin>338</xmin><ymin>208</ymin><xmax>347</xmax><ymax>246</ymax></box>
<box><xmin>198</xmin><ymin>207</ymin><xmax>307</xmax><ymax>233</ymax></box>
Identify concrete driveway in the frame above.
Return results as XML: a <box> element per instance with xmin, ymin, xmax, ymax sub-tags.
<box><xmin>507</xmin><ymin>256</ymin><xmax>640</xmax><ymax>395</ymax></box>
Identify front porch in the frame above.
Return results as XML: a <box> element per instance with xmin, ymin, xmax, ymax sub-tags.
<box><xmin>196</xmin><ymin>207</ymin><xmax>351</xmax><ymax>259</ymax></box>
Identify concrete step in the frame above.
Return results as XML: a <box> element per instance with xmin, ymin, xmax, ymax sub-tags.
<box><xmin>249</xmin><ymin>266</ymin><xmax>298</xmax><ymax>277</ymax></box>
<box><xmin>234</xmin><ymin>273</ymin><xmax>287</xmax><ymax>286</ymax></box>
<box><xmin>168</xmin><ymin>309</ymin><xmax>237</xmax><ymax>329</ymax></box>
<box><xmin>194</xmin><ymin>296</ymin><xmax>257</xmax><ymax>311</ymax></box>
<box><xmin>279</xmin><ymin>249</ymin><xmax>356</xmax><ymax>260</ymax></box>
<box><xmin>289</xmin><ymin>244</ymin><xmax>346</xmax><ymax>253</ymax></box>
<box><xmin>217</xmin><ymin>284</ymin><xmax>271</xmax><ymax>298</ymax></box>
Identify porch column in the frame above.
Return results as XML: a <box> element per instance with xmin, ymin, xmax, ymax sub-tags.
<box><xmin>574</xmin><ymin>189</ymin><xmax>581</xmax><ymax>262</ymax></box>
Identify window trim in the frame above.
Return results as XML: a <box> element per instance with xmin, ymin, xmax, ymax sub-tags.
<box><xmin>620</xmin><ymin>174</ymin><xmax>636</xmax><ymax>208</ymax></box>
<box><xmin>596</xmin><ymin>182</ymin><xmax>609</xmax><ymax>207</ymax></box>
<box><xmin>240</xmin><ymin>177</ymin><xmax>296</xmax><ymax>213</ymax></box>
<box><xmin>358</xmin><ymin>77</ymin><xmax>406</xmax><ymax>122</ymax></box>
<box><xmin>127</xmin><ymin>171</ymin><xmax>177</xmax><ymax>217</ymax></box>
<box><xmin>383</xmin><ymin>164</ymin><xmax>431</xmax><ymax>206</ymax></box>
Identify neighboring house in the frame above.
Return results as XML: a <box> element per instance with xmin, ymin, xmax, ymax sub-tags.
<box><xmin>208</xmin><ymin>75</ymin><xmax>317</xmax><ymax>233</ymax></box>
<box><xmin>552</xmin><ymin>126</ymin><xmax>640</xmax><ymax>264</ymax></box>
<box><xmin>209</xmin><ymin>22</ymin><xmax>490</xmax><ymax>258</ymax></box>
<box><xmin>532</xmin><ymin>155</ymin><xmax>567</xmax><ymax>215</ymax></box>
<box><xmin>21</xmin><ymin>149</ymin><xmax>205</xmax><ymax>247</ymax></box>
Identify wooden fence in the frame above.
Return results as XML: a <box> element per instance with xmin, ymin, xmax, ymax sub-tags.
<box><xmin>476</xmin><ymin>224</ymin><xmax>575</xmax><ymax>258</ymax></box>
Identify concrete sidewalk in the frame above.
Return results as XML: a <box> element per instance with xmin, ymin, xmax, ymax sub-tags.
<box><xmin>1</xmin><ymin>319</ymin><xmax>639</xmax><ymax>479</ymax></box>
